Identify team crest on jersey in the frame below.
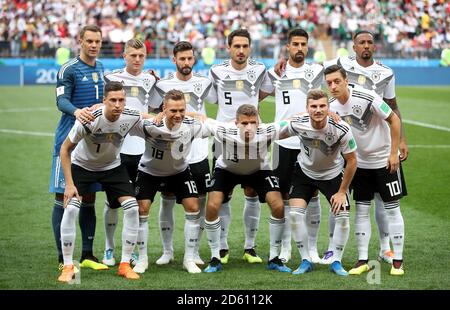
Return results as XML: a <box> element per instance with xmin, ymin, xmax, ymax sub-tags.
<box><xmin>193</xmin><ymin>83</ymin><xmax>203</xmax><ymax>95</ymax></box>
<box><xmin>371</xmin><ymin>72</ymin><xmax>380</xmax><ymax>82</ymax></box>
<box><xmin>184</xmin><ymin>93</ymin><xmax>191</xmax><ymax>103</ymax></box>
<box><xmin>92</xmin><ymin>72</ymin><xmax>99</xmax><ymax>83</ymax></box>
<box><xmin>345</xmin><ymin>116</ymin><xmax>353</xmax><ymax>125</ymax></box>
<box><xmin>325</xmin><ymin>132</ymin><xmax>335</xmax><ymax>144</ymax></box>
<box><xmin>357</xmin><ymin>75</ymin><xmax>366</xmax><ymax>85</ymax></box>
<box><xmin>236</xmin><ymin>80</ymin><xmax>244</xmax><ymax>90</ymax></box>
<box><xmin>312</xmin><ymin>139</ymin><xmax>321</xmax><ymax>148</ymax></box>
<box><xmin>131</xmin><ymin>86</ymin><xmax>139</xmax><ymax>97</ymax></box>
<box><xmin>304</xmin><ymin>69</ymin><xmax>314</xmax><ymax>81</ymax></box>
<box><xmin>120</xmin><ymin>123</ymin><xmax>129</xmax><ymax>134</ymax></box>
<box><xmin>352</xmin><ymin>105</ymin><xmax>363</xmax><ymax>117</ymax></box>
<box><xmin>143</xmin><ymin>78</ymin><xmax>152</xmax><ymax>92</ymax></box>
<box><xmin>247</xmin><ymin>70</ymin><xmax>256</xmax><ymax>82</ymax></box>
<box><xmin>292</xmin><ymin>79</ymin><xmax>301</xmax><ymax>89</ymax></box>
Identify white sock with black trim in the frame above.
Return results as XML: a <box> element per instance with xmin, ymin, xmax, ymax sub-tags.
<box><xmin>61</xmin><ymin>198</ymin><xmax>81</xmax><ymax>266</ymax></box>
<box><xmin>290</xmin><ymin>207</ymin><xmax>311</xmax><ymax>261</ymax></box>
<box><xmin>121</xmin><ymin>199</ymin><xmax>139</xmax><ymax>263</ymax></box>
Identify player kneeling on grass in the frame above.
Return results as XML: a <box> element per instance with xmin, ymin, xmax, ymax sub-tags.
<box><xmin>280</xmin><ymin>89</ymin><xmax>357</xmax><ymax>276</ymax></box>
<box><xmin>58</xmin><ymin>82</ymin><xmax>141</xmax><ymax>282</ymax></box>
<box><xmin>202</xmin><ymin>104</ymin><xmax>290</xmax><ymax>273</ymax></box>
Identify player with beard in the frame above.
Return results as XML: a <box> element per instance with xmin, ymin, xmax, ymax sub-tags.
<box><xmin>260</xmin><ymin>28</ymin><xmax>324</xmax><ymax>264</ymax></box>
<box><xmin>208</xmin><ymin>29</ymin><xmax>273</xmax><ymax>264</ymax></box>
<box><xmin>148</xmin><ymin>41</ymin><xmax>216</xmax><ymax>267</ymax></box>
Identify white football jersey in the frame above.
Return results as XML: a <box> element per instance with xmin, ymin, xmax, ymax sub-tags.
<box><xmin>104</xmin><ymin>69</ymin><xmax>157</xmax><ymax>155</ymax></box>
<box><xmin>209</xmin><ymin>59</ymin><xmax>272</xmax><ymax>122</ymax></box>
<box><xmin>205</xmin><ymin>119</ymin><xmax>280</xmax><ymax>175</ymax></box>
<box><xmin>264</xmin><ymin>62</ymin><xmax>324</xmax><ymax>149</ymax></box>
<box><xmin>150</xmin><ymin>72</ymin><xmax>216</xmax><ymax>164</ymax></box>
<box><xmin>329</xmin><ymin>86</ymin><xmax>393</xmax><ymax>169</ymax></box>
<box><xmin>324</xmin><ymin>56</ymin><xmax>395</xmax><ymax>99</ymax></box>
<box><xmin>131</xmin><ymin>117</ymin><xmax>209</xmax><ymax>177</ymax></box>
<box><xmin>283</xmin><ymin>115</ymin><xmax>356</xmax><ymax>180</ymax></box>
<box><xmin>69</xmin><ymin>107</ymin><xmax>142</xmax><ymax>171</ymax></box>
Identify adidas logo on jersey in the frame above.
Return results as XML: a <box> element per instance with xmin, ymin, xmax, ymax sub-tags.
<box><xmin>82</xmin><ymin>76</ymin><xmax>88</xmax><ymax>81</ymax></box>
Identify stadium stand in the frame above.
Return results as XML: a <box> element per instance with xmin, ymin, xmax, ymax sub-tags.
<box><xmin>0</xmin><ymin>0</ymin><xmax>449</xmax><ymax>59</ymax></box>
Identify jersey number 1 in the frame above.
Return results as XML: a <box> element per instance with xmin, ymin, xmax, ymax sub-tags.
<box><xmin>94</xmin><ymin>85</ymin><xmax>99</xmax><ymax>100</ymax></box>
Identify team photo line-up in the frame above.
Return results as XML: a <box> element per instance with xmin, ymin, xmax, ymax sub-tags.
<box><xmin>51</xmin><ymin>24</ymin><xmax>406</xmax><ymax>283</ymax></box>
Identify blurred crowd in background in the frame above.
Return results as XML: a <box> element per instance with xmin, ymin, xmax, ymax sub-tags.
<box><xmin>1</xmin><ymin>0</ymin><xmax>449</xmax><ymax>60</ymax></box>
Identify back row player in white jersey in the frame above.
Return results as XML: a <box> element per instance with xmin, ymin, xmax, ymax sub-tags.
<box><xmin>260</xmin><ymin>28</ymin><xmax>325</xmax><ymax>264</ymax></box>
<box><xmin>208</xmin><ymin>29</ymin><xmax>273</xmax><ymax>264</ymax></box>
<box><xmin>148</xmin><ymin>41</ymin><xmax>216</xmax><ymax>266</ymax></box>
<box><xmin>58</xmin><ymin>82</ymin><xmax>142</xmax><ymax>282</ymax></box>
<box><xmin>323</xmin><ymin>30</ymin><xmax>408</xmax><ymax>264</ymax></box>
<box><xmin>101</xmin><ymin>38</ymin><xmax>158</xmax><ymax>267</ymax></box>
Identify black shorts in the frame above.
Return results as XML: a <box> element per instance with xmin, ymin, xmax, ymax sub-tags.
<box><xmin>399</xmin><ymin>162</ymin><xmax>408</xmax><ymax>196</ymax></box>
<box><xmin>272</xmin><ymin>143</ymin><xmax>300</xmax><ymax>194</ymax></box>
<box><xmin>210</xmin><ymin>168</ymin><xmax>280</xmax><ymax>203</ymax></box>
<box><xmin>189</xmin><ymin>158</ymin><xmax>211</xmax><ymax>195</ymax></box>
<box><xmin>211</xmin><ymin>139</ymin><xmax>221</xmax><ymax>173</ymax></box>
<box><xmin>352</xmin><ymin>166</ymin><xmax>404</xmax><ymax>202</ymax></box>
<box><xmin>289</xmin><ymin>164</ymin><xmax>350</xmax><ymax>211</ymax></box>
<box><xmin>120</xmin><ymin>153</ymin><xmax>142</xmax><ymax>186</ymax></box>
<box><xmin>71</xmin><ymin>164</ymin><xmax>134</xmax><ymax>208</ymax></box>
<box><xmin>135</xmin><ymin>168</ymin><xmax>199</xmax><ymax>204</ymax></box>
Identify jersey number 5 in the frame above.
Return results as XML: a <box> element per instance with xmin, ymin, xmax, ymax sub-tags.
<box><xmin>224</xmin><ymin>92</ymin><xmax>232</xmax><ymax>105</ymax></box>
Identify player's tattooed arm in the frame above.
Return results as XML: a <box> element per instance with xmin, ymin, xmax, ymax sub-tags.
<box><xmin>384</xmin><ymin>97</ymin><xmax>408</xmax><ymax>161</ymax></box>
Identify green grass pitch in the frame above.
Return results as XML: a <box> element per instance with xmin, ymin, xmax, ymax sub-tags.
<box><xmin>0</xmin><ymin>86</ymin><xmax>449</xmax><ymax>290</ymax></box>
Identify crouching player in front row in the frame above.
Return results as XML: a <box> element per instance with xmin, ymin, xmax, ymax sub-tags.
<box><xmin>58</xmin><ymin>81</ymin><xmax>142</xmax><ymax>282</ymax></box>
<box><xmin>280</xmin><ymin>89</ymin><xmax>357</xmax><ymax>276</ymax></box>
<box><xmin>202</xmin><ymin>104</ymin><xmax>291</xmax><ymax>273</ymax></box>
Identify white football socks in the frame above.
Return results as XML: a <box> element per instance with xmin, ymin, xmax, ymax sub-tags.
<box><xmin>290</xmin><ymin>207</ymin><xmax>311</xmax><ymax>261</ymax></box>
<box><xmin>269</xmin><ymin>216</ymin><xmax>284</xmax><ymax>261</ymax></box>
<box><xmin>219</xmin><ymin>201</ymin><xmax>231</xmax><ymax>250</ymax></box>
<box><xmin>205</xmin><ymin>218</ymin><xmax>221</xmax><ymax>260</ymax></box>
<box><xmin>332</xmin><ymin>211</ymin><xmax>350</xmax><ymax>262</ymax></box>
<box><xmin>61</xmin><ymin>198</ymin><xmax>81</xmax><ymax>266</ymax></box>
<box><xmin>121</xmin><ymin>199</ymin><xmax>139</xmax><ymax>263</ymax></box>
<box><xmin>243</xmin><ymin>195</ymin><xmax>261</xmax><ymax>249</ymax></box>
<box><xmin>194</xmin><ymin>195</ymin><xmax>206</xmax><ymax>256</ymax></box>
<box><xmin>136</xmin><ymin>215</ymin><xmax>149</xmax><ymax>260</ymax></box>
<box><xmin>374</xmin><ymin>193</ymin><xmax>391</xmax><ymax>253</ymax></box>
<box><xmin>306</xmin><ymin>195</ymin><xmax>321</xmax><ymax>254</ymax></box>
<box><xmin>159</xmin><ymin>195</ymin><xmax>176</xmax><ymax>254</ymax></box>
<box><xmin>280</xmin><ymin>202</ymin><xmax>291</xmax><ymax>251</ymax></box>
<box><xmin>384</xmin><ymin>200</ymin><xmax>405</xmax><ymax>261</ymax></box>
<box><xmin>355</xmin><ymin>201</ymin><xmax>371</xmax><ymax>261</ymax></box>
<box><xmin>184</xmin><ymin>211</ymin><xmax>201</xmax><ymax>261</ymax></box>
<box><xmin>103</xmin><ymin>200</ymin><xmax>118</xmax><ymax>251</ymax></box>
